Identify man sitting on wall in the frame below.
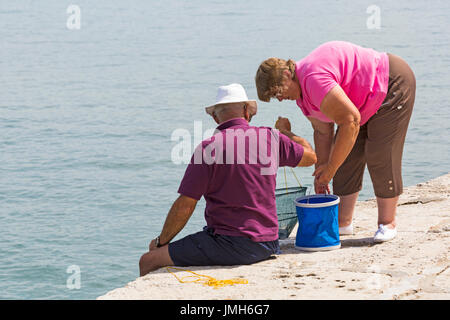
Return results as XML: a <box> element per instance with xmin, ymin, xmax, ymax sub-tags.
<box><xmin>139</xmin><ymin>83</ymin><xmax>316</xmax><ymax>276</ymax></box>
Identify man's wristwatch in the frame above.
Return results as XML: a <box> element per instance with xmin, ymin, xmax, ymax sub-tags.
<box><xmin>155</xmin><ymin>236</ymin><xmax>164</xmax><ymax>248</ymax></box>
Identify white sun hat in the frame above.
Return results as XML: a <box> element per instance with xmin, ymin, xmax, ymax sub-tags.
<box><xmin>205</xmin><ymin>83</ymin><xmax>257</xmax><ymax>116</ymax></box>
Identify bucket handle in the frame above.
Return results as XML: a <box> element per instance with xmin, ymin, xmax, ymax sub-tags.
<box><xmin>306</xmin><ymin>184</ymin><xmax>330</xmax><ymax>204</ymax></box>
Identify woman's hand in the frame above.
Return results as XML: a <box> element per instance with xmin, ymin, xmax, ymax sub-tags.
<box><xmin>314</xmin><ymin>176</ymin><xmax>331</xmax><ymax>194</ymax></box>
<box><xmin>275</xmin><ymin>116</ymin><xmax>291</xmax><ymax>133</ymax></box>
<box><xmin>312</xmin><ymin>164</ymin><xmax>335</xmax><ymax>193</ymax></box>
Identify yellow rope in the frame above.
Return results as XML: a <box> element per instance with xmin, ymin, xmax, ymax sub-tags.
<box><xmin>166</xmin><ymin>267</ymin><xmax>248</xmax><ymax>289</ymax></box>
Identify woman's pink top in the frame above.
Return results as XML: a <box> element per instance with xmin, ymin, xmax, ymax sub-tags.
<box><xmin>295</xmin><ymin>41</ymin><xmax>389</xmax><ymax>125</ymax></box>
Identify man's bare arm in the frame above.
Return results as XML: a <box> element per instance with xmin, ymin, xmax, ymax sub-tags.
<box><xmin>275</xmin><ymin>117</ymin><xmax>317</xmax><ymax>167</ymax></box>
<box><xmin>278</xmin><ymin>129</ymin><xmax>317</xmax><ymax>167</ymax></box>
<box><xmin>157</xmin><ymin>195</ymin><xmax>198</xmax><ymax>246</ymax></box>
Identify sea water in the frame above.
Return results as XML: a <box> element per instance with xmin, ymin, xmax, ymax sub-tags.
<box><xmin>1</xmin><ymin>0</ymin><xmax>449</xmax><ymax>299</ymax></box>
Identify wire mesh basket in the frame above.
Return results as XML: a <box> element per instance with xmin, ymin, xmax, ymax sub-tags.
<box><xmin>276</xmin><ymin>186</ymin><xmax>308</xmax><ymax>239</ymax></box>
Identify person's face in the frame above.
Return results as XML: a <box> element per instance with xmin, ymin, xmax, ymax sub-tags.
<box><xmin>275</xmin><ymin>70</ymin><xmax>301</xmax><ymax>102</ymax></box>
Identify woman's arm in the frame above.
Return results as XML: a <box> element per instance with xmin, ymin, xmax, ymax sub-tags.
<box><xmin>307</xmin><ymin>117</ymin><xmax>335</xmax><ymax>193</ymax></box>
<box><xmin>308</xmin><ymin>117</ymin><xmax>335</xmax><ymax>167</ymax></box>
<box><xmin>313</xmin><ymin>85</ymin><xmax>360</xmax><ymax>186</ymax></box>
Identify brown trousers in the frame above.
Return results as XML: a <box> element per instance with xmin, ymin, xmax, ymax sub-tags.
<box><xmin>333</xmin><ymin>53</ymin><xmax>416</xmax><ymax>198</ymax></box>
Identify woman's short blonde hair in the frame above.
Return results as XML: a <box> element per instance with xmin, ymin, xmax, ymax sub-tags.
<box><xmin>255</xmin><ymin>58</ymin><xmax>296</xmax><ymax>102</ymax></box>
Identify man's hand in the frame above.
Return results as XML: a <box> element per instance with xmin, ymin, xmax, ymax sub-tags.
<box><xmin>275</xmin><ymin>116</ymin><xmax>291</xmax><ymax>133</ymax></box>
<box><xmin>149</xmin><ymin>239</ymin><xmax>158</xmax><ymax>251</ymax></box>
<box><xmin>152</xmin><ymin>195</ymin><xmax>198</xmax><ymax>253</ymax></box>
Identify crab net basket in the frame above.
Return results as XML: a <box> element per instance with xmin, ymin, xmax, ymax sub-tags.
<box><xmin>275</xmin><ymin>186</ymin><xmax>308</xmax><ymax>239</ymax></box>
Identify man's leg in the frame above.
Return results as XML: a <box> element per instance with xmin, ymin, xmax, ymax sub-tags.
<box><xmin>139</xmin><ymin>245</ymin><xmax>174</xmax><ymax>276</ymax></box>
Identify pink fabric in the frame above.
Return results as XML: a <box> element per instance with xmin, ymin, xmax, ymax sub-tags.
<box><xmin>295</xmin><ymin>41</ymin><xmax>389</xmax><ymax>125</ymax></box>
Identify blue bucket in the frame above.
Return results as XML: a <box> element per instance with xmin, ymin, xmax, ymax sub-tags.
<box><xmin>294</xmin><ymin>194</ymin><xmax>341</xmax><ymax>251</ymax></box>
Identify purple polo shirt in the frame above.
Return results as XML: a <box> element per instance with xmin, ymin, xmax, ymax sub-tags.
<box><xmin>177</xmin><ymin>118</ymin><xmax>304</xmax><ymax>242</ymax></box>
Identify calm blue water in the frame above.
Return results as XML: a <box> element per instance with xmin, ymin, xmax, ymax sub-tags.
<box><xmin>1</xmin><ymin>0</ymin><xmax>449</xmax><ymax>299</ymax></box>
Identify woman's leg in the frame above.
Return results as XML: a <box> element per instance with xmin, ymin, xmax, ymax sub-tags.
<box><xmin>338</xmin><ymin>191</ymin><xmax>359</xmax><ymax>227</ymax></box>
<box><xmin>376</xmin><ymin>196</ymin><xmax>399</xmax><ymax>228</ymax></box>
<box><xmin>366</xmin><ymin>53</ymin><xmax>416</xmax><ymax>233</ymax></box>
<box><xmin>333</xmin><ymin>126</ymin><xmax>367</xmax><ymax>228</ymax></box>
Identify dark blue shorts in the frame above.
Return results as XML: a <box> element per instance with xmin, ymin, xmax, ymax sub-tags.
<box><xmin>168</xmin><ymin>227</ymin><xmax>280</xmax><ymax>267</ymax></box>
